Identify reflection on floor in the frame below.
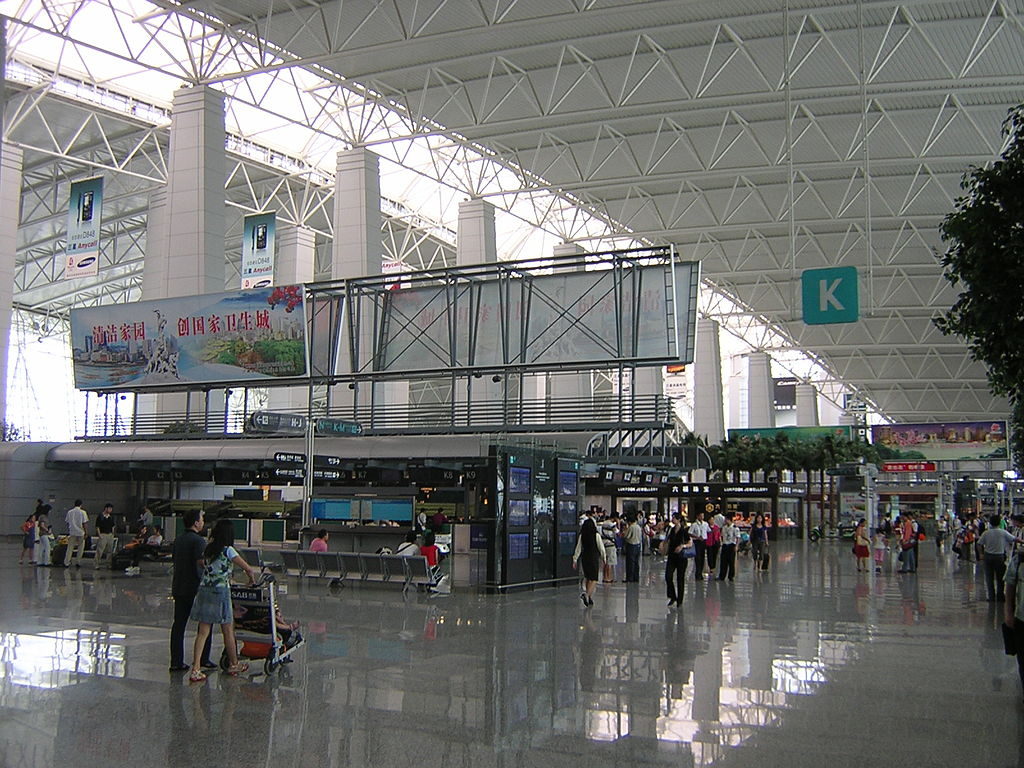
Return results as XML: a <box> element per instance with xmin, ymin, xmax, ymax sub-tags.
<box><xmin>0</xmin><ymin>541</ymin><xmax>1022</xmax><ymax>767</ymax></box>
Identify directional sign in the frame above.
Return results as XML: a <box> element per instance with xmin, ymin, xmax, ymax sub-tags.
<box><xmin>883</xmin><ymin>461</ymin><xmax>937</xmax><ymax>473</ymax></box>
<box><xmin>313</xmin><ymin>455</ymin><xmax>342</xmax><ymax>468</ymax></box>
<box><xmin>274</xmin><ymin>452</ymin><xmax>306</xmax><ymax>465</ymax></box>
<box><xmin>801</xmin><ymin>266</ymin><xmax>858</xmax><ymax>325</ymax></box>
<box><xmin>314</xmin><ymin>418</ymin><xmax>363</xmax><ymax>436</ymax></box>
<box><xmin>248</xmin><ymin>411</ymin><xmax>306</xmax><ymax>435</ymax></box>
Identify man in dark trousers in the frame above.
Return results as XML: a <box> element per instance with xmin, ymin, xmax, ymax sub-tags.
<box><xmin>169</xmin><ymin>509</ymin><xmax>214</xmax><ymax>672</ymax></box>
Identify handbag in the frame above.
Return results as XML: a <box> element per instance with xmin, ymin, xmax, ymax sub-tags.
<box><xmin>681</xmin><ymin>544</ymin><xmax>696</xmax><ymax>559</ymax></box>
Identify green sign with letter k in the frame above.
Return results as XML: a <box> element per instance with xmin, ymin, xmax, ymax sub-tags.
<box><xmin>801</xmin><ymin>266</ymin><xmax>859</xmax><ymax>325</ymax></box>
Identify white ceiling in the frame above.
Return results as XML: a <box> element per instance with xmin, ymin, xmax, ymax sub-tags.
<box><xmin>8</xmin><ymin>0</ymin><xmax>1024</xmax><ymax>423</ymax></box>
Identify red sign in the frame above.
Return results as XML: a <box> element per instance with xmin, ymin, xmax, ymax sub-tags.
<box><xmin>882</xmin><ymin>461</ymin><xmax>937</xmax><ymax>473</ymax></box>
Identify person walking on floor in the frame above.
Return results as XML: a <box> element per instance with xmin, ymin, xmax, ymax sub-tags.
<box><xmin>717</xmin><ymin>513</ymin><xmax>739</xmax><ymax>581</ymax></box>
<box><xmin>853</xmin><ymin>518</ymin><xmax>871</xmax><ymax>572</ymax></box>
<box><xmin>688</xmin><ymin>512</ymin><xmax>711</xmax><ymax>580</ymax></box>
<box><xmin>622</xmin><ymin>512</ymin><xmax>643</xmax><ymax>583</ymax></box>
<box><xmin>979</xmin><ymin>514</ymin><xmax>1016</xmax><ymax>602</ymax></box>
<box><xmin>1003</xmin><ymin>552</ymin><xmax>1024</xmax><ymax>703</ymax></box>
<box><xmin>897</xmin><ymin>514</ymin><xmax>917</xmax><ymax>573</ymax></box>
<box><xmin>63</xmin><ymin>500</ymin><xmax>88</xmax><ymax>568</ymax></box>
<box><xmin>34</xmin><ymin>505</ymin><xmax>52</xmax><ymax>566</ymax></box>
<box><xmin>664</xmin><ymin>513</ymin><xmax>690</xmax><ymax>607</ymax></box>
<box><xmin>93</xmin><ymin>503</ymin><xmax>117</xmax><ymax>569</ymax></box>
<box><xmin>188</xmin><ymin>519</ymin><xmax>259</xmax><ymax>683</ymax></box>
<box><xmin>572</xmin><ymin>512</ymin><xmax>605</xmax><ymax>608</ymax></box>
<box><xmin>750</xmin><ymin>514</ymin><xmax>769</xmax><ymax>569</ymax></box>
<box><xmin>169</xmin><ymin>509</ymin><xmax>215</xmax><ymax>673</ymax></box>
<box><xmin>19</xmin><ymin>513</ymin><xmax>37</xmax><ymax>565</ymax></box>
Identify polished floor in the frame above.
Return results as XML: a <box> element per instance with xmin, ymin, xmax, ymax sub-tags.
<box><xmin>0</xmin><ymin>540</ymin><xmax>1021</xmax><ymax>768</ymax></box>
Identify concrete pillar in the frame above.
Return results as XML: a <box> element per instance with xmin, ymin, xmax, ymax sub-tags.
<box><xmin>746</xmin><ymin>351</ymin><xmax>775</xmax><ymax>429</ymax></box>
<box><xmin>795</xmin><ymin>383</ymin><xmax>819</xmax><ymax>426</ymax></box>
<box><xmin>454</xmin><ymin>199</ymin><xmax>500</xmax><ymax>425</ymax></box>
<box><xmin>146</xmin><ymin>86</ymin><xmax>226</xmax><ymax>424</ymax></box>
<box><xmin>331</xmin><ymin>149</ymin><xmax>406</xmax><ymax>423</ymax></box>
<box><xmin>542</xmin><ymin>242</ymin><xmax>590</xmax><ymax>422</ymax></box>
<box><xmin>332</xmin><ymin>148</ymin><xmax>381</xmax><ymax>279</ymax></box>
<box><xmin>164</xmin><ymin>85</ymin><xmax>225</xmax><ymax>298</ymax></box>
<box><xmin>267</xmin><ymin>226</ymin><xmax>316</xmax><ymax>415</ymax></box>
<box><xmin>142</xmin><ymin>189</ymin><xmax>167</xmax><ymax>300</ymax></box>
<box><xmin>0</xmin><ymin>146</ymin><xmax>22</xmax><ymax>423</ymax></box>
<box><xmin>693</xmin><ymin>318</ymin><xmax>725</xmax><ymax>443</ymax></box>
<box><xmin>457</xmin><ymin>199</ymin><xmax>497</xmax><ymax>265</ymax></box>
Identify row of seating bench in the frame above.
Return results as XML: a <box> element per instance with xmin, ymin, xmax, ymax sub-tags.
<box><xmin>246</xmin><ymin>548</ymin><xmax>439</xmax><ymax>594</ymax></box>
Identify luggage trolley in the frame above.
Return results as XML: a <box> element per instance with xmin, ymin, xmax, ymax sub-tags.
<box><xmin>222</xmin><ymin>572</ymin><xmax>304</xmax><ymax>675</ymax></box>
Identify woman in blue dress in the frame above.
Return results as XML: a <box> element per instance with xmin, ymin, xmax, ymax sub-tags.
<box><xmin>189</xmin><ymin>519</ymin><xmax>259</xmax><ymax>682</ymax></box>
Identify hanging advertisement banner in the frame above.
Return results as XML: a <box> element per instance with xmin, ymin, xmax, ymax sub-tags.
<box><xmin>240</xmin><ymin>212</ymin><xmax>276</xmax><ymax>289</ymax></box>
<box><xmin>728</xmin><ymin>426</ymin><xmax>853</xmax><ymax>442</ymax></box>
<box><xmin>871</xmin><ymin>421</ymin><xmax>1008</xmax><ymax>462</ymax></box>
<box><xmin>69</xmin><ymin>285</ymin><xmax>308</xmax><ymax>390</ymax></box>
<box><xmin>65</xmin><ymin>177</ymin><xmax>104</xmax><ymax>279</ymax></box>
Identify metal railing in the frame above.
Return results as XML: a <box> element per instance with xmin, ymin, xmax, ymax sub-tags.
<box><xmin>78</xmin><ymin>394</ymin><xmax>673</xmax><ymax>440</ymax></box>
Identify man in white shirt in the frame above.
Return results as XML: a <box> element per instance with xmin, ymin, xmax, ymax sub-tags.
<box><xmin>688</xmin><ymin>512</ymin><xmax>711</xmax><ymax>580</ymax></box>
<box><xmin>64</xmin><ymin>500</ymin><xmax>89</xmax><ymax>568</ymax></box>
<box><xmin>717</xmin><ymin>513</ymin><xmax>740</xmax><ymax>581</ymax></box>
<box><xmin>979</xmin><ymin>515</ymin><xmax>1016</xmax><ymax>601</ymax></box>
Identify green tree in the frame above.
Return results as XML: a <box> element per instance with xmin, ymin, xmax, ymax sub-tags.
<box><xmin>935</xmin><ymin>105</ymin><xmax>1024</xmax><ymax>471</ymax></box>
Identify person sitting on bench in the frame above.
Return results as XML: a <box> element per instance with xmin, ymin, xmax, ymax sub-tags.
<box><xmin>130</xmin><ymin>526</ymin><xmax>165</xmax><ymax>565</ymax></box>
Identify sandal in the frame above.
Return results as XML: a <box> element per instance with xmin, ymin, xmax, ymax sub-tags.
<box><xmin>225</xmin><ymin>663</ymin><xmax>249</xmax><ymax>676</ymax></box>
<box><xmin>188</xmin><ymin>669</ymin><xmax>207</xmax><ymax>683</ymax></box>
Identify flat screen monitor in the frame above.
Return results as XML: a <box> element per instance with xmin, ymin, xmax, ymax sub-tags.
<box><xmin>369</xmin><ymin>499</ymin><xmax>412</xmax><ymax>522</ymax></box>
<box><xmin>558</xmin><ymin>470</ymin><xmax>577</xmax><ymax>497</ymax></box>
<box><xmin>311</xmin><ymin>498</ymin><xmax>352</xmax><ymax>521</ymax></box>
<box><xmin>508</xmin><ymin>533</ymin><xmax>530</xmax><ymax>560</ymax></box>
<box><xmin>509</xmin><ymin>466</ymin><xmax>531</xmax><ymax>494</ymax></box>
<box><xmin>508</xmin><ymin>499</ymin><xmax>531</xmax><ymax>527</ymax></box>
<box><xmin>558</xmin><ymin>500</ymin><xmax>578</xmax><ymax>527</ymax></box>
<box><xmin>558</xmin><ymin>530</ymin><xmax>577</xmax><ymax>557</ymax></box>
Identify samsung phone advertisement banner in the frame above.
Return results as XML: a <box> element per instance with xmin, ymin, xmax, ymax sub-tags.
<box><xmin>69</xmin><ymin>285</ymin><xmax>308</xmax><ymax>390</ymax></box>
<box><xmin>871</xmin><ymin>421</ymin><xmax>1008</xmax><ymax>462</ymax></box>
<box><xmin>65</xmin><ymin>177</ymin><xmax>104</xmax><ymax>279</ymax></box>
<box><xmin>240</xmin><ymin>212</ymin><xmax>276</xmax><ymax>289</ymax></box>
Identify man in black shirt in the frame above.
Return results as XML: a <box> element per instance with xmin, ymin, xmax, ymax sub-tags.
<box><xmin>169</xmin><ymin>509</ymin><xmax>214</xmax><ymax>672</ymax></box>
<box><xmin>94</xmin><ymin>503</ymin><xmax>117</xmax><ymax>569</ymax></box>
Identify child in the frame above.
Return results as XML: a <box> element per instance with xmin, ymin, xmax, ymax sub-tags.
<box><xmin>871</xmin><ymin>529</ymin><xmax>888</xmax><ymax>574</ymax></box>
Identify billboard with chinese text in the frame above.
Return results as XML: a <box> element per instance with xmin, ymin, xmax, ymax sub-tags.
<box><xmin>240</xmin><ymin>212</ymin><xmax>276</xmax><ymax>289</ymax></box>
<box><xmin>70</xmin><ymin>285</ymin><xmax>307</xmax><ymax>390</ymax></box>
<box><xmin>871</xmin><ymin>421</ymin><xmax>1008</xmax><ymax>462</ymax></box>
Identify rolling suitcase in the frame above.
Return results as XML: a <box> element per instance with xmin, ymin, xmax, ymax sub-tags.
<box><xmin>760</xmin><ymin>551</ymin><xmax>770</xmax><ymax>570</ymax></box>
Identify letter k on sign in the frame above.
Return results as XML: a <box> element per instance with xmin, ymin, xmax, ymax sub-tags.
<box><xmin>801</xmin><ymin>267</ymin><xmax>858</xmax><ymax>325</ymax></box>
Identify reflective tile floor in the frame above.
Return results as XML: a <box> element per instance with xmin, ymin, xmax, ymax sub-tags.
<box><xmin>1</xmin><ymin>541</ymin><xmax>1022</xmax><ymax>768</ymax></box>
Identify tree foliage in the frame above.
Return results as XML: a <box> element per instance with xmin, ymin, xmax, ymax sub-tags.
<box><xmin>935</xmin><ymin>105</ymin><xmax>1024</xmax><ymax>471</ymax></box>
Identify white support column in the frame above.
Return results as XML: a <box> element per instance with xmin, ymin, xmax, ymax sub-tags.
<box><xmin>164</xmin><ymin>85</ymin><xmax>225</xmax><ymax>298</ymax></box>
<box><xmin>454</xmin><ymin>199</ymin><xmax>501</xmax><ymax>425</ymax></box>
<box><xmin>0</xmin><ymin>146</ymin><xmax>22</xmax><ymax>423</ymax></box>
<box><xmin>693</xmin><ymin>318</ymin><xmax>725</xmax><ymax>443</ymax></box>
<box><xmin>795</xmin><ymin>383</ymin><xmax>820</xmax><ymax>426</ymax></box>
<box><xmin>331</xmin><ymin>149</ymin><xmax>406</xmax><ymax>422</ymax></box>
<box><xmin>142</xmin><ymin>189</ymin><xmax>167</xmax><ymax>300</ymax></box>
<box><xmin>542</xmin><ymin>243</ymin><xmax>588</xmax><ymax>421</ymax></box>
<box><xmin>267</xmin><ymin>227</ymin><xmax>316</xmax><ymax>415</ymax></box>
<box><xmin>746</xmin><ymin>351</ymin><xmax>775</xmax><ymax>429</ymax></box>
<box><xmin>457</xmin><ymin>199</ymin><xmax>497</xmax><ymax>265</ymax></box>
<box><xmin>332</xmin><ymin>148</ymin><xmax>381</xmax><ymax>279</ymax></box>
<box><xmin>148</xmin><ymin>86</ymin><xmax>226</xmax><ymax>422</ymax></box>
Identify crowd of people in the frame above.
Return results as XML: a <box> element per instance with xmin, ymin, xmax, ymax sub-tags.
<box><xmin>571</xmin><ymin>507</ymin><xmax>772</xmax><ymax>608</ymax></box>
